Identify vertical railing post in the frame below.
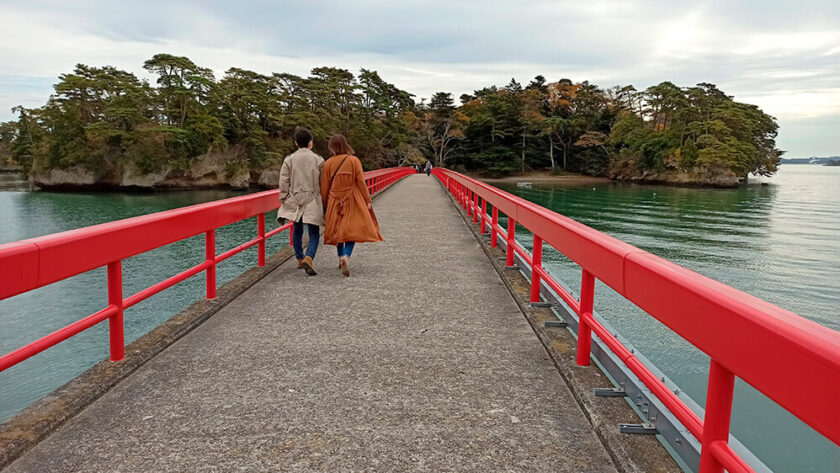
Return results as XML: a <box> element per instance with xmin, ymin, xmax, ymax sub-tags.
<box><xmin>699</xmin><ymin>360</ymin><xmax>736</xmax><ymax>473</ymax></box>
<box><xmin>466</xmin><ymin>189</ymin><xmax>472</xmax><ymax>214</ymax></box>
<box><xmin>505</xmin><ymin>217</ymin><xmax>516</xmax><ymax>267</ymax></box>
<box><xmin>576</xmin><ymin>270</ymin><xmax>595</xmax><ymax>365</ymax></box>
<box><xmin>480</xmin><ymin>198</ymin><xmax>487</xmax><ymax>233</ymax></box>
<box><xmin>205</xmin><ymin>229</ymin><xmax>216</xmax><ymax>300</ymax></box>
<box><xmin>107</xmin><ymin>261</ymin><xmax>124</xmax><ymax>362</ymax></box>
<box><xmin>257</xmin><ymin>213</ymin><xmax>266</xmax><ymax>267</ymax></box>
<box><xmin>288</xmin><ymin>221</ymin><xmax>294</xmax><ymax>246</ymax></box>
<box><xmin>491</xmin><ymin>207</ymin><xmax>499</xmax><ymax>247</ymax></box>
<box><xmin>530</xmin><ymin>235</ymin><xmax>543</xmax><ymax>303</ymax></box>
<box><xmin>473</xmin><ymin>193</ymin><xmax>479</xmax><ymax>223</ymax></box>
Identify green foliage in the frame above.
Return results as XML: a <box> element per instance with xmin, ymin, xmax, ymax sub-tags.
<box><xmin>0</xmin><ymin>57</ymin><xmax>779</xmax><ymax>182</ymax></box>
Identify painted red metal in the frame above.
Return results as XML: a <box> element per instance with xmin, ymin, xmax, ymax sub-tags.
<box><xmin>530</xmin><ymin>235</ymin><xmax>543</xmax><ymax>303</ymax></box>
<box><xmin>576</xmin><ymin>270</ymin><xmax>595</xmax><ymax>366</ymax></box>
<box><xmin>0</xmin><ymin>167</ymin><xmax>413</xmax><ymax>376</ymax></box>
<box><xmin>431</xmin><ymin>167</ymin><xmax>840</xmax><ymax>470</ymax></box>
<box><xmin>257</xmin><ymin>213</ymin><xmax>266</xmax><ymax>267</ymax></box>
<box><xmin>107</xmin><ymin>261</ymin><xmax>124</xmax><ymax>362</ymax></box>
<box><xmin>205</xmin><ymin>230</ymin><xmax>216</xmax><ymax>300</ymax></box>
<box><xmin>700</xmin><ymin>360</ymin><xmax>736</xmax><ymax>473</ymax></box>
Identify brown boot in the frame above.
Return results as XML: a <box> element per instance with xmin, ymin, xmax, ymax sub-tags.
<box><xmin>297</xmin><ymin>259</ymin><xmax>305</xmax><ymax>269</ymax></box>
<box><xmin>301</xmin><ymin>256</ymin><xmax>317</xmax><ymax>276</ymax></box>
<box><xmin>340</xmin><ymin>256</ymin><xmax>350</xmax><ymax>277</ymax></box>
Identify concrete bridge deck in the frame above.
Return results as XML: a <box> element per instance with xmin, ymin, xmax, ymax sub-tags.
<box><xmin>4</xmin><ymin>175</ymin><xmax>620</xmax><ymax>472</ymax></box>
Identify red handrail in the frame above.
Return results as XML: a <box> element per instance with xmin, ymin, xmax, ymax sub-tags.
<box><xmin>0</xmin><ymin>167</ymin><xmax>415</xmax><ymax>373</ymax></box>
<box><xmin>432</xmin><ymin>168</ymin><xmax>840</xmax><ymax>473</ymax></box>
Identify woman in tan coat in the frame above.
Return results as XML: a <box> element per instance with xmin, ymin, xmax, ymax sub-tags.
<box><xmin>320</xmin><ymin>134</ymin><xmax>383</xmax><ymax>276</ymax></box>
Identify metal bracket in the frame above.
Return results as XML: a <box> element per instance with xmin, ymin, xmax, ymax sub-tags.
<box><xmin>496</xmin><ymin>256</ymin><xmax>507</xmax><ymax>261</ymax></box>
<box><xmin>619</xmin><ymin>423</ymin><xmax>657</xmax><ymax>435</ymax></box>
<box><xmin>594</xmin><ymin>387</ymin><xmax>627</xmax><ymax>397</ymax></box>
<box><xmin>504</xmin><ymin>265</ymin><xmax>520</xmax><ymax>270</ymax></box>
<box><xmin>530</xmin><ymin>302</ymin><xmax>552</xmax><ymax>308</ymax></box>
<box><xmin>544</xmin><ymin>320</ymin><xmax>568</xmax><ymax>328</ymax></box>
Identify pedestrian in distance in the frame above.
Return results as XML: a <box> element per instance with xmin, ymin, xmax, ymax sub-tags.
<box><xmin>277</xmin><ymin>127</ymin><xmax>324</xmax><ymax>276</ymax></box>
<box><xmin>321</xmin><ymin>134</ymin><xmax>383</xmax><ymax>277</ymax></box>
<box><xmin>425</xmin><ymin>160</ymin><xmax>432</xmax><ymax>176</ymax></box>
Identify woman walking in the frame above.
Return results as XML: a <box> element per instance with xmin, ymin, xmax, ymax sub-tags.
<box><xmin>320</xmin><ymin>134</ymin><xmax>383</xmax><ymax>276</ymax></box>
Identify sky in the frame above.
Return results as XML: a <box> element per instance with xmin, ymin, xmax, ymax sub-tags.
<box><xmin>0</xmin><ymin>0</ymin><xmax>838</xmax><ymax>157</ymax></box>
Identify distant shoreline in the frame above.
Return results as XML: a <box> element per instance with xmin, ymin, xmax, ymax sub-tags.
<box><xmin>472</xmin><ymin>172</ymin><xmax>609</xmax><ymax>185</ymax></box>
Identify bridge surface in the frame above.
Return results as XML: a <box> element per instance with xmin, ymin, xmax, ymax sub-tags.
<box><xmin>4</xmin><ymin>175</ymin><xmax>617</xmax><ymax>472</ymax></box>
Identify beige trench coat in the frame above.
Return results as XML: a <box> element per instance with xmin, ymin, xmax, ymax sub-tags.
<box><xmin>276</xmin><ymin>148</ymin><xmax>325</xmax><ymax>226</ymax></box>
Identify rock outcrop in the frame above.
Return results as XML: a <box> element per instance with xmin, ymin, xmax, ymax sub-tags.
<box><xmin>608</xmin><ymin>159</ymin><xmax>741</xmax><ymax>187</ymax></box>
<box><xmin>30</xmin><ymin>147</ymin><xmax>274</xmax><ymax>190</ymax></box>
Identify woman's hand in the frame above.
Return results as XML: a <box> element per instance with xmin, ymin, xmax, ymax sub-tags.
<box><xmin>367</xmin><ymin>203</ymin><xmax>372</xmax><ymax>209</ymax></box>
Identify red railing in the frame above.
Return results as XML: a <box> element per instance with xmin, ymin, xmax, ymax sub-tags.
<box><xmin>0</xmin><ymin>167</ymin><xmax>414</xmax><ymax>373</ymax></box>
<box><xmin>432</xmin><ymin>168</ymin><xmax>840</xmax><ymax>473</ymax></box>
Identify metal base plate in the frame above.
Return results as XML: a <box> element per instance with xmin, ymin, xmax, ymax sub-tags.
<box><xmin>530</xmin><ymin>302</ymin><xmax>552</xmax><ymax>308</ymax></box>
<box><xmin>619</xmin><ymin>423</ymin><xmax>657</xmax><ymax>435</ymax></box>
<box><xmin>543</xmin><ymin>320</ymin><xmax>568</xmax><ymax>328</ymax></box>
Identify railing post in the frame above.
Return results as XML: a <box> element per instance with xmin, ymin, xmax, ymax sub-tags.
<box><xmin>491</xmin><ymin>207</ymin><xmax>499</xmax><ymax>247</ymax></box>
<box><xmin>699</xmin><ymin>360</ymin><xmax>736</xmax><ymax>473</ymax></box>
<box><xmin>530</xmin><ymin>235</ymin><xmax>543</xmax><ymax>303</ymax></box>
<box><xmin>576</xmin><ymin>270</ymin><xmax>595</xmax><ymax>365</ymax></box>
<box><xmin>506</xmin><ymin>217</ymin><xmax>516</xmax><ymax>267</ymax></box>
<box><xmin>205</xmin><ymin>229</ymin><xmax>216</xmax><ymax>299</ymax></box>
<box><xmin>289</xmin><ymin>221</ymin><xmax>294</xmax><ymax>246</ymax></box>
<box><xmin>107</xmin><ymin>261</ymin><xmax>124</xmax><ymax>362</ymax></box>
<box><xmin>467</xmin><ymin>189</ymin><xmax>472</xmax><ymax>215</ymax></box>
<box><xmin>480</xmin><ymin>198</ymin><xmax>487</xmax><ymax>233</ymax></box>
<box><xmin>257</xmin><ymin>213</ymin><xmax>266</xmax><ymax>267</ymax></box>
<box><xmin>473</xmin><ymin>193</ymin><xmax>479</xmax><ymax>223</ymax></box>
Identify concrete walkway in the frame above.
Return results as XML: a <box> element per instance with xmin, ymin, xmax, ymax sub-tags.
<box><xmin>5</xmin><ymin>175</ymin><xmax>617</xmax><ymax>472</ymax></box>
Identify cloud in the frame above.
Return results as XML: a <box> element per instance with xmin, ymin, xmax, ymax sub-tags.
<box><xmin>0</xmin><ymin>0</ymin><xmax>837</xmax><ymax>156</ymax></box>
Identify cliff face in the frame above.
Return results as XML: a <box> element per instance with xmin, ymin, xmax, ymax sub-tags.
<box><xmin>607</xmin><ymin>159</ymin><xmax>741</xmax><ymax>187</ymax></box>
<box><xmin>29</xmin><ymin>149</ymin><xmax>283</xmax><ymax>190</ymax></box>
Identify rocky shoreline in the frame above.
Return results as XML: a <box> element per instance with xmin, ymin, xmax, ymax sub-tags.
<box><xmin>607</xmin><ymin>159</ymin><xmax>742</xmax><ymax>188</ymax></box>
<box><xmin>26</xmin><ymin>151</ymin><xmax>283</xmax><ymax>191</ymax></box>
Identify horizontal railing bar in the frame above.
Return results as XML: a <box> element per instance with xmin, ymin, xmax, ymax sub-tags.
<box><xmin>0</xmin><ymin>305</ymin><xmax>118</xmax><ymax>372</ymax></box>
<box><xmin>265</xmin><ymin>222</ymin><xmax>293</xmax><ymax>239</ymax></box>
<box><xmin>215</xmin><ymin>235</ymin><xmax>262</xmax><ymax>264</ymax></box>
<box><xmin>586</xmin><ymin>313</ymin><xmax>705</xmax><ymax>439</ymax></box>
<box><xmin>711</xmin><ymin>440</ymin><xmax>755</xmax><ymax>473</ymax></box>
<box><xmin>534</xmin><ymin>266</ymin><xmax>581</xmax><ymax>315</ymax></box>
<box><xmin>123</xmin><ymin>260</ymin><xmax>212</xmax><ymax>309</ymax></box>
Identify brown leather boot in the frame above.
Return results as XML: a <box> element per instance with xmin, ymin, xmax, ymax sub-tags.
<box><xmin>301</xmin><ymin>256</ymin><xmax>317</xmax><ymax>276</ymax></box>
<box><xmin>340</xmin><ymin>256</ymin><xmax>350</xmax><ymax>277</ymax></box>
<box><xmin>297</xmin><ymin>259</ymin><xmax>305</xmax><ymax>269</ymax></box>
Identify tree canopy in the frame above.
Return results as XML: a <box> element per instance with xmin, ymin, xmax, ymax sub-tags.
<box><xmin>0</xmin><ymin>55</ymin><xmax>781</xmax><ymax>182</ymax></box>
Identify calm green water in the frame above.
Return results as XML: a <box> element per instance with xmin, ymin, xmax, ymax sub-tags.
<box><xmin>0</xmin><ymin>188</ymin><xmax>292</xmax><ymax>424</ymax></box>
<box><xmin>496</xmin><ymin>165</ymin><xmax>840</xmax><ymax>473</ymax></box>
<box><xmin>0</xmin><ymin>167</ymin><xmax>838</xmax><ymax>471</ymax></box>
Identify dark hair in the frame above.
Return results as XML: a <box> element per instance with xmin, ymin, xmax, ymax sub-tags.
<box><xmin>328</xmin><ymin>134</ymin><xmax>355</xmax><ymax>156</ymax></box>
<box><xmin>294</xmin><ymin>127</ymin><xmax>313</xmax><ymax>148</ymax></box>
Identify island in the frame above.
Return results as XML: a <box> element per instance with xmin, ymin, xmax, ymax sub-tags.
<box><xmin>0</xmin><ymin>54</ymin><xmax>781</xmax><ymax>190</ymax></box>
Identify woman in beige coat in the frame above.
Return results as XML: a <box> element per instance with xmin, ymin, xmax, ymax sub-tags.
<box><xmin>320</xmin><ymin>134</ymin><xmax>383</xmax><ymax>276</ymax></box>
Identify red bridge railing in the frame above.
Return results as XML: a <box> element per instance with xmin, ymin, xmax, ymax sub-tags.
<box><xmin>432</xmin><ymin>168</ymin><xmax>840</xmax><ymax>473</ymax></box>
<box><xmin>0</xmin><ymin>167</ymin><xmax>414</xmax><ymax>373</ymax></box>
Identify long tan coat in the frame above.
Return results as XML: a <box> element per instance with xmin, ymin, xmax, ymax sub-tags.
<box><xmin>320</xmin><ymin>154</ymin><xmax>383</xmax><ymax>245</ymax></box>
<box><xmin>277</xmin><ymin>148</ymin><xmax>325</xmax><ymax>226</ymax></box>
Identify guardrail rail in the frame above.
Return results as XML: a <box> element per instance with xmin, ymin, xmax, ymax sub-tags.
<box><xmin>432</xmin><ymin>167</ymin><xmax>840</xmax><ymax>473</ymax></box>
<box><xmin>0</xmin><ymin>167</ymin><xmax>415</xmax><ymax>374</ymax></box>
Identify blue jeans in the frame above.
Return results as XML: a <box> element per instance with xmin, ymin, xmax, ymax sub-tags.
<box><xmin>336</xmin><ymin>242</ymin><xmax>355</xmax><ymax>258</ymax></box>
<box><xmin>292</xmin><ymin>219</ymin><xmax>320</xmax><ymax>260</ymax></box>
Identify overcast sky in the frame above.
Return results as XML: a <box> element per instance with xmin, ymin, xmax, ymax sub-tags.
<box><xmin>0</xmin><ymin>0</ymin><xmax>837</xmax><ymax>157</ymax></box>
